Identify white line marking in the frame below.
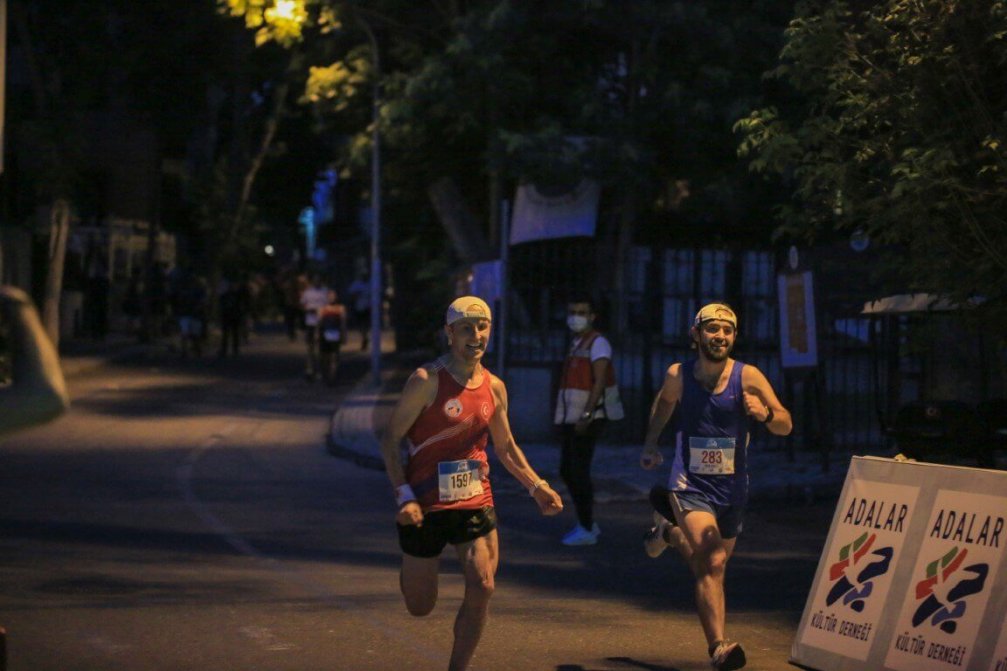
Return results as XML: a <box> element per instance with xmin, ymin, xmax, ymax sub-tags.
<box><xmin>176</xmin><ymin>421</ymin><xmax>447</xmax><ymax>667</ymax></box>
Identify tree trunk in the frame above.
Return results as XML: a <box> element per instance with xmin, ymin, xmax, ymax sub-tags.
<box><xmin>41</xmin><ymin>199</ymin><xmax>70</xmax><ymax>347</ymax></box>
<box><xmin>427</xmin><ymin>177</ymin><xmax>492</xmax><ymax>264</ymax></box>
<box><xmin>612</xmin><ymin>195</ymin><xmax>637</xmax><ymax>333</ymax></box>
<box><xmin>139</xmin><ymin>219</ymin><xmax>161</xmax><ymax>343</ymax></box>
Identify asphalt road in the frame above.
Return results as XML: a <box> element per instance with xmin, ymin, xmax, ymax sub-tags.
<box><xmin>0</xmin><ymin>331</ymin><xmax>835</xmax><ymax>671</ymax></box>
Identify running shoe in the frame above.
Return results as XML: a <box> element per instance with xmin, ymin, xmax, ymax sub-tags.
<box><xmin>649</xmin><ymin>484</ymin><xmax>678</xmax><ymax>524</ymax></box>
<box><xmin>561</xmin><ymin>524</ymin><xmax>598</xmax><ymax>546</ymax></box>
<box><xmin>643</xmin><ymin>512</ymin><xmax>674</xmax><ymax>558</ymax></box>
<box><xmin>709</xmin><ymin>640</ymin><xmax>746</xmax><ymax>670</ymax></box>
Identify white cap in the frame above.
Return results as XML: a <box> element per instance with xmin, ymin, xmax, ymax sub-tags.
<box><xmin>694</xmin><ymin>303</ymin><xmax>737</xmax><ymax>329</ymax></box>
<box><xmin>446</xmin><ymin>296</ymin><xmax>492</xmax><ymax>325</ymax></box>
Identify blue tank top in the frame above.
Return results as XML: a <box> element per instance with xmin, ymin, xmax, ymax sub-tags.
<box><xmin>669</xmin><ymin>359</ymin><xmax>751</xmax><ymax>506</ymax></box>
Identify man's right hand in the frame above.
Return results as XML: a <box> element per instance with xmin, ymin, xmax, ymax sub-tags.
<box><xmin>640</xmin><ymin>445</ymin><xmax>664</xmax><ymax>470</ymax></box>
<box><xmin>396</xmin><ymin>501</ymin><xmax>424</xmax><ymax>527</ymax></box>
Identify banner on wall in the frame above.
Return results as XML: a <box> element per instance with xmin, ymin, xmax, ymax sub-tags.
<box><xmin>791</xmin><ymin>458</ymin><xmax>1007</xmax><ymax>671</ymax></box>
<box><xmin>778</xmin><ymin>271</ymin><xmax>818</xmax><ymax>368</ymax></box>
<box><xmin>509</xmin><ymin>180</ymin><xmax>600</xmax><ymax>246</ymax></box>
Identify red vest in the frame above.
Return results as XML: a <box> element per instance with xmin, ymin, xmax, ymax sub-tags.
<box><xmin>405</xmin><ymin>364</ymin><xmax>496</xmax><ymax>511</ymax></box>
<box><xmin>559</xmin><ymin>331</ymin><xmax>616</xmax><ymax>392</ymax></box>
<box><xmin>555</xmin><ymin>331</ymin><xmax>624</xmax><ymax>424</ymax></box>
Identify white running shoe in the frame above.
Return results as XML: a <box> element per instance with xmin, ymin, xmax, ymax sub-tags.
<box><xmin>561</xmin><ymin>524</ymin><xmax>598</xmax><ymax>546</ymax></box>
<box><xmin>643</xmin><ymin>514</ymin><xmax>673</xmax><ymax>558</ymax></box>
<box><xmin>709</xmin><ymin>640</ymin><xmax>746</xmax><ymax>670</ymax></box>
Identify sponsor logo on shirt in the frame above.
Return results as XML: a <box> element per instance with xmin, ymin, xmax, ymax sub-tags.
<box><xmin>443</xmin><ymin>398</ymin><xmax>463</xmax><ymax>419</ymax></box>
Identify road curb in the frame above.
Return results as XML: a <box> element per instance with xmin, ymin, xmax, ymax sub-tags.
<box><xmin>325</xmin><ymin>364</ymin><xmax>404</xmax><ymax>472</ymax></box>
<box><xmin>323</xmin><ymin>358</ymin><xmax>850</xmax><ymax>507</ymax></box>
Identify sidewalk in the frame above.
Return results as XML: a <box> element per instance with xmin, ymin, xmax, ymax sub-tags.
<box><xmin>58</xmin><ymin>333</ymin><xmax>163</xmax><ymax>378</ymax></box>
<box><xmin>327</xmin><ymin>357</ymin><xmax>851</xmax><ymax>505</ymax></box>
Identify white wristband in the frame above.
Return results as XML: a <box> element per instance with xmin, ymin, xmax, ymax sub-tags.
<box><xmin>528</xmin><ymin>479</ymin><xmax>547</xmax><ymax>496</ymax></box>
<box><xmin>395</xmin><ymin>484</ymin><xmax>417</xmax><ymax>508</ymax></box>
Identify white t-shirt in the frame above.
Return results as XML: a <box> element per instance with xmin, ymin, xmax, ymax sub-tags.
<box><xmin>554</xmin><ymin>332</ymin><xmax>618</xmax><ymax>424</ymax></box>
<box><xmin>579</xmin><ymin>333</ymin><xmax>612</xmax><ymax>362</ymax></box>
<box><xmin>301</xmin><ymin>286</ymin><xmax>329</xmax><ymax>326</ymax></box>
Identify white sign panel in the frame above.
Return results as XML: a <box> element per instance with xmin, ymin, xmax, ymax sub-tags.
<box><xmin>509</xmin><ymin>180</ymin><xmax>600</xmax><ymax>245</ymax></box>
<box><xmin>799</xmin><ymin>480</ymin><xmax>921</xmax><ymax>660</ymax></box>
<box><xmin>990</xmin><ymin>628</ymin><xmax>1007</xmax><ymax>671</ymax></box>
<box><xmin>884</xmin><ymin>490</ymin><xmax>1006</xmax><ymax>671</ymax></box>
<box><xmin>791</xmin><ymin>458</ymin><xmax>1007</xmax><ymax>671</ymax></box>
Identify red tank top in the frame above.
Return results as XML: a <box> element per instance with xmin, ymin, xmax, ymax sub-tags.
<box><xmin>405</xmin><ymin>363</ymin><xmax>496</xmax><ymax>511</ymax></box>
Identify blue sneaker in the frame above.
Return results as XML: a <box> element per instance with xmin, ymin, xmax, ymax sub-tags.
<box><xmin>561</xmin><ymin>524</ymin><xmax>598</xmax><ymax>546</ymax></box>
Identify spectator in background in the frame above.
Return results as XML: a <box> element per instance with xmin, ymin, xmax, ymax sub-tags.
<box><xmin>242</xmin><ymin>273</ymin><xmax>265</xmax><ymax>343</ymax></box>
<box><xmin>122</xmin><ymin>268</ymin><xmax>143</xmax><ymax>338</ymax></box>
<box><xmin>299</xmin><ymin>273</ymin><xmax>329</xmax><ymax>380</ymax></box>
<box><xmin>174</xmin><ymin>273</ymin><xmax>208</xmax><ymax>359</ymax></box>
<box><xmin>144</xmin><ymin>262</ymin><xmax>169</xmax><ymax>341</ymax></box>
<box><xmin>347</xmin><ymin>271</ymin><xmax>371</xmax><ymax>351</ymax></box>
<box><xmin>83</xmin><ymin>258</ymin><xmax>110</xmax><ymax>341</ymax></box>
<box><xmin>217</xmin><ymin>277</ymin><xmax>246</xmax><ymax>359</ymax></box>
<box><xmin>281</xmin><ymin>268</ymin><xmax>307</xmax><ymax>342</ymax></box>
<box><xmin>554</xmin><ymin>296</ymin><xmax>624</xmax><ymax>546</ymax></box>
<box><xmin>317</xmin><ymin>290</ymin><xmax>347</xmax><ymax>385</ymax></box>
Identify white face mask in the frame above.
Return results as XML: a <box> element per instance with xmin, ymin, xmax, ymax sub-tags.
<box><xmin>567</xmin><ymin>315</ymin><xmax>589</xmax><ymax>333</ymax></box>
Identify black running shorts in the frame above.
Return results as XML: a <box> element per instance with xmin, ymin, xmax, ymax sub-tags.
<box><xmin>397</xmin><ymin>506</ymin><xmax>497</xmax><ymax>558</ymax></box>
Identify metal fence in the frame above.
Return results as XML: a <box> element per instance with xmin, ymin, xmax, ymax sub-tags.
<box><xmin>504</xmin><ymin>242</ymin><xmax>886</xmax><ymax>455</ymax></box>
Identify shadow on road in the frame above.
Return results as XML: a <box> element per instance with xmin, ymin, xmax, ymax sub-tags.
<box><xmin>555</xmin><ymin>658</ymin><xmax>682</xmax><ymax>671</ymax></box>
<box><xmin>70</xmin><ymin>346</ymin><xmax>370</xmax><ymax>419</ymax></box>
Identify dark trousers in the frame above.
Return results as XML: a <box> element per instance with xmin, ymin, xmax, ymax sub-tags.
<box><xmin>559</xmin><ymin>420</ymin><xmax>605</xmax><ymax>529</ymax></box>
<box><xmin>219</xmin><ymin>318</ymin><xmax>241</xmax><ymax>357</ymax></box>
<box><xmin>284</xmin><ymin>307</ymin><xmax>301</xmax><ymax>341</ymax></box>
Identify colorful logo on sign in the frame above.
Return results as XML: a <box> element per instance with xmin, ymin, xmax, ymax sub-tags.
<box><xmin>826</xmin><ymin>532</ymin><xmax>894</xmax><ymax>612</ymax></box>
<box><xmin>911</xmin><ymin>546</ymin><xmax>988</xmax><ymax>634</ymax></box>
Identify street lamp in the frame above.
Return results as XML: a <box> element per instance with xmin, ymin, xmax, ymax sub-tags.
<box><xmin>357</xmin><ymin>15</ymin><xmax>382</xmax><ymax>386</ymax></box>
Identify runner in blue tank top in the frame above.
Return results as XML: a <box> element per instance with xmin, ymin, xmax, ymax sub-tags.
<box><xmin>639</xmin><ymin>303</ymin><xmax>792</xmax><ymax>671</ymax></box>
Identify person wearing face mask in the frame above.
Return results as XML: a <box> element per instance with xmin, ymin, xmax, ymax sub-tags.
<box><xmin>639</xmin><ymin>302</ymin><xmax>792</xmax><ymax>671</ymax></box>
<box><xmin>553</xmin><ymin>296</ymin><xmax>624</xmax><ymax>546</ymax></box>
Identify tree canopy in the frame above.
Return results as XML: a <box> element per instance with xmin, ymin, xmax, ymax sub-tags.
<box><xmin>216</xmin><ymin>0</ymin><xmax>797</xmax><ymax>342</ymax></box>
<box><xmin>220</xmin><ymin>0</ymin><xmax>794</xmax><ymax>245</ymax></box>
<box><xmin>736</xmin><ymin>0</ymin><xmax>1007</xmax><ymax>324</ymax></box>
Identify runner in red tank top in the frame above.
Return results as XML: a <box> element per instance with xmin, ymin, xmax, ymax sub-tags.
<box><xmin>380</xmin><ymin>296</ymin><xmax>563</xmax><ymax>671</ymax></box>
<box><xmin>404</xmin><ymin>363</ymin><xmax>496</xmax><ymax>511</ymax></box>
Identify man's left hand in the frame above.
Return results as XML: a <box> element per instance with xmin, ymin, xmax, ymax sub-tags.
<box><xmin>532</xmin><ymin>485</ymin><xmax>563</xmax><ymax>516</ymax></box>
<box><xmin>743</xmin><ymin>391</ymin><xmax>770</xmax><ymax>423</ymax></box>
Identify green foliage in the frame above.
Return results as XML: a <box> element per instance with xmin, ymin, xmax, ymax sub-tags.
<box><xmin>737</xmin><ymin>0</ymin><xmax>1007</xmax><ymax>323</ymax></box>
<box><xmin>226</xmin><ymin>0</ymin><xmax>796</xmax><ymax>340</ymax></box>
<box><xmin>230</xmin><ymin>0</ymin><xmax>793</xmax><ymax>241</ymax></box>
